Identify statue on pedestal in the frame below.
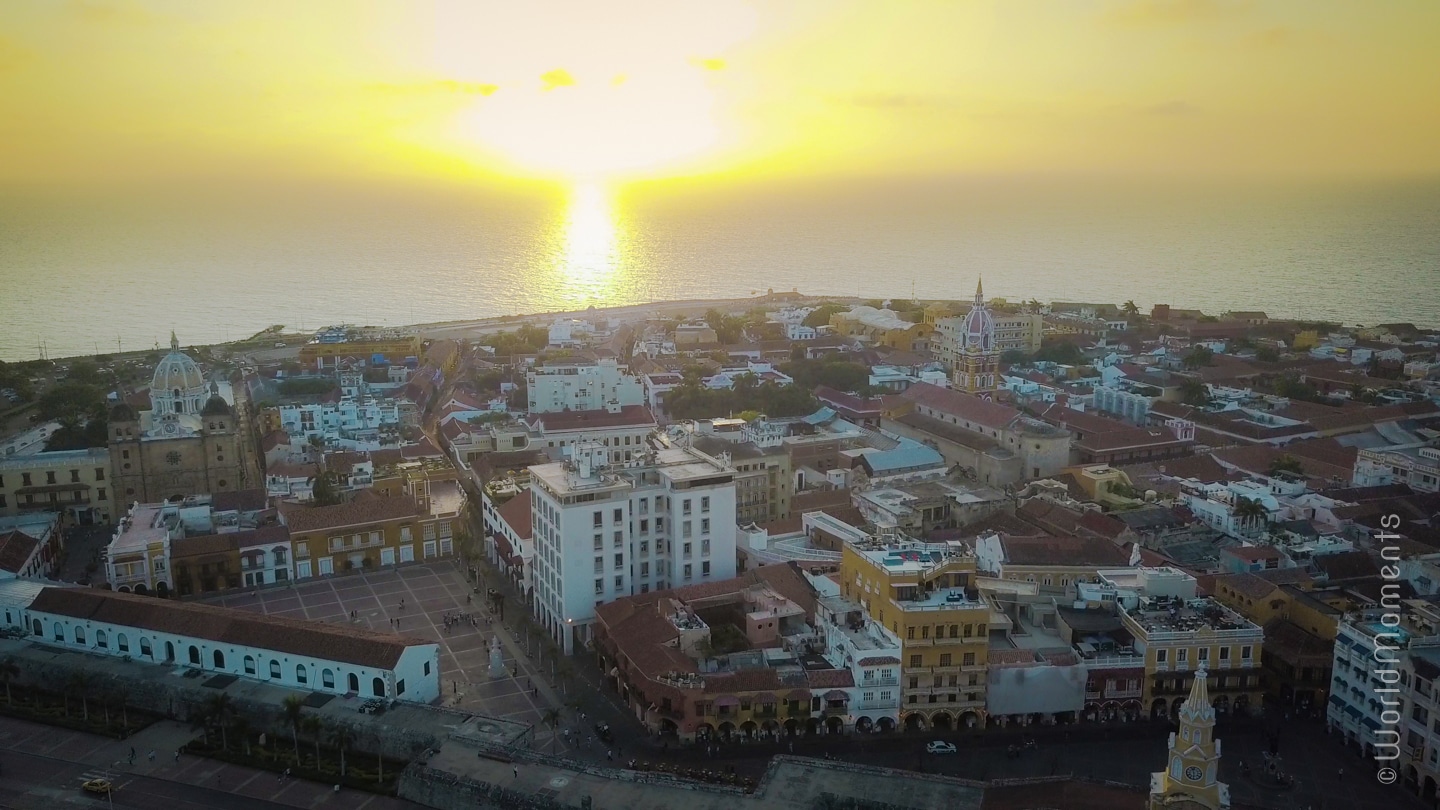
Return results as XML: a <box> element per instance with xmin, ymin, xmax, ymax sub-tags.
<box><xmin>488</xmin><ymin>635</ymin><xmax>507</xmax><ymax>679</ymax></box>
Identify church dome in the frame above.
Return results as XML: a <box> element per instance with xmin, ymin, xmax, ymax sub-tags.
<box><xmin>152</xmin><ymin>333</ymin><xmax>205</xmax><ymax>394</ymax></box>
<box><xmin>201</xmin><ymin>394</ymin><xmax>231</xmax><ymax>417</ymax></box>
<box><xmin>961</xmin><ymin>305</ymin><xmax>996</xmax><ymax>351</ymax></box>
<box><xmin>109</xmin><ymin>401</ymin><xmax>138</xmax><ymax>422</ymax></box>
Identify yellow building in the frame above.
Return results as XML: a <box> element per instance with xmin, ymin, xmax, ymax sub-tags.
<box><xmin>280</xmin><ymin>488</ymin><xmax>458</xmax><ymax>578</ymax></box>
<box><xmin>1121</xmin><ymin>592</ymin><xmax>1264</xmax><ymax>721</ymax></box>
<box><xmin>840</xmin><ymin>535</ymin><xmax>989</xmax><ymax>731</ymax></box>
<box><xmin>1291</xmin><ymin>330</ymin><xmax>1320</xmax><ymax>351</ymax></box>
<box><xmin>829</xmin><ymin>306</ymin><xmax>933</xmax><ymax>352</ymax></box>
<box><xmin>299</xmin><ymin>334</ymin><xmax>421</xmax><ymax>370</ymax></box>
<box><xmin>1149</xmin><ymin>668</ymin><xmax>1230</xmax><ymax>810</ymax></box>
<box><xmin>1211</xmin><ymin>573</ymin><xmax>1345</xmax><ymax>709</ymax></box>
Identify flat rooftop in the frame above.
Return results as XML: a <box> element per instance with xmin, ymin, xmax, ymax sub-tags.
<box><xmin>1124</xmin><ymin>597</ymin><xmax>1259</xmax><ymax>636</ymax></box>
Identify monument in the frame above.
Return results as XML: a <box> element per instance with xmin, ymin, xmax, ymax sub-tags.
<box><xmin>488</xmin><ymin>635</ymin><xmax>507</xmax><ymax>679</ymax></box>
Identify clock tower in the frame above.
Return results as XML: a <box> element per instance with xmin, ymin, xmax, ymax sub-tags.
<box><xmin>953</xmin><ymin>278</ymin><xmax>1000</xmax><ymax>394</ymax></box>
<box><xmin>1149</xmin><ymin>668</ymin><xmax>1229</xmax><ymax>810</ymax></box>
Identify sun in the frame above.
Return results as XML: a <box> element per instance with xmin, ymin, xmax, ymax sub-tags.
<box><xmin>455</xmin><ymin>69</ymin><xmax>722</xmax><ymax>180</ymax></box>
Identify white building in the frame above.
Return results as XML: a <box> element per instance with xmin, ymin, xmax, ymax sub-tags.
<box><xmin>528</xmin><ymin>441</ymin><xmax>739</xmax><ymax>654</ymax></box>
<box><xmin>814</xmin><ymin>592</ymin><xmax>903</xmax><ymax>732</ymax></box>
<box><xmin>1179</xmin><ymin>480</ymin><xmax>1281</xmax><ymax>540</ymax></box>
<box><xmin>522</xmin><ymin>405</ymin><xmax>657</xmax><ymax>460</ymax></box>
<box><xmin>527</xmin><ymin>359</ymin><xmax>644</xmax><ymax>415</ymax></box>
<box><xmin>1353</xmin><ymin>443</ymin><xmax>1440</xmax><ymax>493</ymax></box>
<box><xmin>0</xmin><ymin>512</ymin><xmax>58</xmax><ymax>579</ymax></box>
<box><xmin>276</xmin><ymin>397</ymin><xmax>401</xmax><ymax>451</ymax></box>
<box><xmin>24</xmin><ymin>586</ymin><xmax>440</xmax><ymax>703</ymax></box>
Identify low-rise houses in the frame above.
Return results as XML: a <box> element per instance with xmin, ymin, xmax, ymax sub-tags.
<box><xmin>23</xmin><ymin>586</ymin><xmax>439</xmax><ymax>702</ymax></box>
<box><xmin>0</xmin><ymin>512</ymin><xmax>60</xmax><ymax>579</ymax></box>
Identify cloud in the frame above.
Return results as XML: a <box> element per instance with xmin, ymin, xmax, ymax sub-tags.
<box><xmin>1141</xmin><ymin>100</ymin><xmax>1199</xmax><ymax>115</ymax></box>
<box><xmin>1103</xmin><ymin>0</ymin><xmax>1250</xmax><ymax>25</ymax></box>
<box><xmin>540</xmin><ymin>69</ymin><xmax>576</xmax><ymax>91</ymax></box>
<box><xmin>690</xmin><ymin>57</ymin><xmax>727</xmax><ymax>71</ymax></box>
<box><xmin>435</xmin><ymin>80</ymin><xmax>499</xmax><ymax>96</ymax></box>
<box><xmin>611</xmin><ymin>74</ymin><xmax>628</xmax><ymax>87</ymax></box>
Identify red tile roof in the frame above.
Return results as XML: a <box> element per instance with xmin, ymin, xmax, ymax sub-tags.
<box><xmin>28</xmin><ymin>587</ymin><xmax>429</xmax><ymax>669</ymax></box>
<box><xmin>896</xmin><ymin>383</ymin><xmax>1021</xmax><ymax>431</ymax></box>
<box><xmin>279</xmin><ymin>490</ymin><xmax>422</xmax><ymax>533</ymax></box>
<box><xmin>998</xmin><ymin>535</ymin><xmax>1133</xmax><ymax>568</ymax></box>
<box><xmin>856</xmin><ymin>656</ymin><xmax>900</xmax><ymax>666</ymax></box>
<box><xmin>0</xmin><ymin>530</ymin><xmax>40</xmax><ymax>574</ymax></box>
<box><xmin>260</xmin><ymin>430</ymin><xmax>290</xmax><ymax>453</ymax></box>
<box><xmin>494</xmin><ymin>489</ymin><xmax>533</xmax><ymax>541</ymax></box>
<box><xmin>1222</xmin><ymin>545</ymin><xmax>1284</xmax><ymax>563</ymax></box>
<box><xmin>814</xmin><ymin>386</ymin><xmax>884</xmax><ymax>416</ymax></box>
<box><xmin>524</xmin><ymin>405</ymin><xmax>657</xmax><ymax>433</ymax></box>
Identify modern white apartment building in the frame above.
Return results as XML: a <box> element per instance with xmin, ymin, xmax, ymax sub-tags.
<box><xmin>527</xmin><ymin>359</ymin><xmax>645</xmax><ymax>415</ymax></box>
<box><xmin>275</xmin><ymin>398</ymin><xmax>401</xmax><ymax>450</ymax></box>
<box><xmin>528</xmin><ymin>441</ymin><xmax>738</xmax><ymax>654</ymax></box>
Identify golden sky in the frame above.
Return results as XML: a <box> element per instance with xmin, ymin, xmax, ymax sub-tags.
<box><xmin>2</xmin><ymin>0</ymin><xmax>1438</xmax><ymax>189</ymax></box>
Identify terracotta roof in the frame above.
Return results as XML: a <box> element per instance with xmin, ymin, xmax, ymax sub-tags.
<box><xmin>209</xmin><ymin>489</ymin><xmax>268</xmax><ymax>513</ymax></box>
<box><xmin>260</xmin><ymin>430</ymin><xmax>290</xmax><ymax>453</ymax></box>
<box><xmin>1076</xmin><ymin>510</ymin><xmax>1129</xmax><ymax>540</ymax></box>
<box><xmin>439</xmin><ymin>419</ymin><xmax>472</xmax><ymax>442</ymax></box>
<box><xmin>324</xmin><ymin>451</ymin><xmax>369</xmax><ymax>474</ymax></box>
<box><xmin>494</xmin><ymin>489</ymin><xmax>533</xmax><ymax>540</ymax></box>
<box><xmin>998</xmin><ymin>535</ymin><xmax>1132</xmax><ymax>568</ymax></box>
<box><xmin>1075</xmin><ymin>425</ymin><xmax>1191</xmax><ymax>453</ymax></box>
<box><xmin>1253</xmin><ymin>567</ymin><xmax>1314</xmax><ymax>587</ymax></box>
<box><xmin>856</xmin><ymin>656</ymin><xmax>900</xmax><ymax>666</ymax></box>
<box><xmin>172</xmin><ymin>525</ymin><xmax>290</xmax><ymax>559</ymax></box>
<box><xmin>814</xmin><ymin>386</ymin><xmax>884</xmax><ymax>416</ymax></box>
<box><xmin>896</xmin><ymin>383</ymin><xmax>1021</xmax><ymax>432</ymax></box>
<box><xmin>28</xmin><ymin>587</ymin><xmax>429</xmax><ymax>670</ymax></box>
<box><xmin>524</xmin><ymin>405</ymin><xmax>657</xmax><ymax>433</ymax></box>
<box><xmin>961</xmin><ymin>511</ymin><xmax>1051</xmax><ymax>538</ymax></box>
<box><xmin>0</xmin><ymin>530</ymin><xmax>40</xmax><ymax>573</ymax></box>
<box><xmin>1314</xmin><ymin>550</ymin><xmax>1380</xmax><ymax>582</ymax></box>
<box><xmin>805</xmin><ymin>669</ymin><xmax>856</xmax><ymax>688</ymax></box>
<box><xmin>1223</xmin><ymin>545</ymin><xmax>1285</xmax><ymax>563</ymax></box>
<box><xmin>1016</xmin><ymin>499</ymin><xmax>1089</xmax><ymax>535</ymax></box>
<box><xmin>1213</xmin><ymin>572</ymin><xmax>1278</xmax><ymax>602</ymax></box>
<box><xmin>279</xmin><ymin>491</ymin><xmax>421</xmax><ymax>534</ymax></box>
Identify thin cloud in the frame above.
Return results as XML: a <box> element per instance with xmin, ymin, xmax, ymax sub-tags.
<box><xmin>690</xmin><ymin>57</ymin><xmax>727</xmax><ymax>71</ymax></box>
<box><xmin>1103</xmin><ymin>0</ymin><xmax>1251</xmax><ymax>26</ymax></box>
<box><xmin>1141</xmin><ymin>100</ymin><xmax>1199</xmax><ymax>115</ymax></box>
<box><xmin>435</xmin><ymin>80</ymin><xmax>499</xmax><ymax>96</ymax></box>
<box><xmin>540</xmin><ymin>69</ymin><xmax>576</xmax><ymax>91</ymax></box>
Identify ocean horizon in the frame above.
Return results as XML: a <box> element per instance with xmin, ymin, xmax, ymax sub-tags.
<box><xmin>2</xmin><ymin>175</ymin><xmax>1437</xmax><ymax>361</ymax></box>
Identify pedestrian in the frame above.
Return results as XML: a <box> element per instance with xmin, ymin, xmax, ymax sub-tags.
<box><xmin>467</xmin><ymin>594</ymin><xmax>471</xmax><ymax>604</ymax></box>
<box><xmin>607</xmin><ymin>750</ymin><xmax>613</xmax><ymax>761</ymax></box>
<box><xmin>513</xmin><ymin>765</ymin><xmax>519</xmax><ymax>779</ymax></box>
<box><xmin>285</xmin><ymin>767</ymin><xmax>292</xmax><ymax>780</ymax></box>
<box><xmin>789</xmin><ymin>742</ymin><xmax>794</xmax><ymax>753</ymax></box>
<box><xmin>1338</xmin><ymin>767</ymin><xmax>1344</xmax><ymax>781</ymax></box>
<box><xmin>174</xmin><ymin>750</ymin><xmax>180</xmax><ymax>762</ymax></box>
<box><xmin>148</xmin><ymin>749</ymin><xmax>156</xmax><ymax>762</ymax></box>
<box><xmin>399</xmin><ymin>598</ymin><xmax>405</xmax><ymax>609</ymax></box>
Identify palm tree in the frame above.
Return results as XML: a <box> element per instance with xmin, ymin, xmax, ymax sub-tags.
<box><xmin>1122</xmin><ymin>300</ymin><xmax>1139</xmax><ymax>317</ymax></box>
<box><xmin>0</xmin><ymin>657</ymin><xmax>19</xmax><ymax>705</ymax></box>
<box><xmin>330</xmin><ymin>724</ymin><xmax>356</xmax><ymax>777</ymax></box>
<box><xmin>1234</xmin><ymin>497</ymin><xmax>1269</xmax><ymax>534</ymax></box>
<box><xmin>301</xmin><ymin>715</ymin><xmax>323</xmax><ymax>766</ymax></box>
<box><xmin>556</xmin><ymin>662</ymin><xmax>575</xmax><ymax>696</ymax></box>
<box><xmin>542</xmin><ymin>707</ymin><xmax>563</xmax><ymax>754</ymax></box>
<box><xmin>65</xmin><ymin>671</ymin><xmax>91</xmax><ymax>721</ymax></box>
<box><xmin>281</xmin><ymin>695</ymin><xmax>305</xmax><ymax>764</ymax></box>
<box><xmin>231</xmin><ymin>715</ymin><xmax>253</xmax><ymax>757</ymax></box>
<box><xmin>207</xmin><ymin>693</ymin><xmax>233</xmax><ymax>750</ymax></box>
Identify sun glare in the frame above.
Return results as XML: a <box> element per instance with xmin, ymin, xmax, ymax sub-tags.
<box><xmin>456</xmin><ymin>71</ymin><xmax>722</xmax><ymax>180</ymax></box>
<box><xmin>557</xmin><ymin>182</ymin><xmax>620</xmax><ymax>293</ymax></box>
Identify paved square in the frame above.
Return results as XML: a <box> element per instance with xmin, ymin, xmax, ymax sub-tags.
<box><xmin>204</xmin><ymin>562</ymin><xmax>581</xmax><ymax>754</ymax></box>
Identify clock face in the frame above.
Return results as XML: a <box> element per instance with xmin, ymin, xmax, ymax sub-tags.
<box><xmin>1184</xmin><ymin>766</ymin><xmax>1204</xmax><ymax>782</ymax></box>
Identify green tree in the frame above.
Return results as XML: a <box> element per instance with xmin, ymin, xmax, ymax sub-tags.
<box><xmin>1268</xmin><ymin>455</ymin><xmax>1305</xmax><ymax>477</ymax></box>
<box><xmin>802</xmin><ymin>303</ymin><xmax>847</xmax><ymax>328</ymax></box>
<box><xmin>0</xmin><ymin>657</ymin><xmax>19</xmax><ymax>705</ymax></box>
<box><xmin>1182</xmin><ymin>346</ymin><xmax>1214</xmax><ymax>369</ymax></box>
<box><xmin>1255</xmin><ymin>347</ymin><xmax>1280</xmax><ymax>362</ymax></box>
<box><xmin>330</xmin><ymin>724</ymin><xmax>356</xmax><ymax>776</ymax></box>
<box><xmin>542</xmin><ymin>707</ymin><xmax>564</xmax><ymax>754</ymax></box>
<box><xmin>1179</xmin><ymin>379</ymin><xmax>1210</xmax><ymax>406</ymax></box>
<box><xmin>1234</xmin><ymin>497</ymin><xmax>1269</xmax><ymax>527</ymax></box>
<box><xmin>231</xmin><ymin>715</ymin><xmax>253</xmax><ymax>756</ymax></box>
<box><xmin>1121</xmin><ymin>300</ymin><xmax>1140</xmax><ymax>317</ymax></box>
<box><xmin>281</xmin><ymin>695</ymin><xmax>305</xmax><ymax>763</ymax></box>
<box><xmin>310</xmin><ymin>465</ymin><xmax>342</xmax><ymax>506</ymax></box>
<box><xmin>302</xmin><ymin>714</ymin><xmax>323</xmax><ymax>765</ymax></box>
<box><xmin>67</xmin><ymin>359</ymin><xmax>103</xmax><ymax>385</ymax></box>
<box><xmin>208</xmin><ymin>693</ymin><xmax>233</xmax><ymax>750</ymax></box>
<box><xmin>65</xmin><ymin>671</ymin><xmax>91</xmax><ymax>721</ymax></box>
<box><xmin>1032</xmin><ymin>341</ymin><xmax>1084</xmax><ymax>365</ymax></box>
<box><xmin>1001</xmin><ymin>349</ymin><xmax>1030</xmax><ymax>365</ymax></box>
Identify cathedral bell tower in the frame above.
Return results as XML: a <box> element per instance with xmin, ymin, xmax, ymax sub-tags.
<box><xmin>953</xmin><ymin>277</ymin><xmax>1000</xmax><ymax>394</ymax></box>
<box><xmin>1149</xmin><ymin>668</ymin><xmax>1229</xmax><ymax>810</ymax></box>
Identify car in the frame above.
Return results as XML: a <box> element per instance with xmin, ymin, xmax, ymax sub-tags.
<box><xmin>82</xmin><ymin>778</ymin><xmax>114</xmax><ymax>795</ymax></box>
<box><xmin>926</xmin><ymin>741</ymin><xmax>958</xmax><ymax>755</ymax></box>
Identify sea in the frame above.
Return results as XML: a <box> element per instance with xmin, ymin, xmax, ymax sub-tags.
<box><xmin>1</xmin><ymin>175</ymin><xmax>1437</xmax><ymax>361</ymax></box>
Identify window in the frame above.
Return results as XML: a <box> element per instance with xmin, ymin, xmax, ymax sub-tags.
<box><xmin>95</xmin><ymin>629</ymin><xmax>108</xmax><ymax>649</ymax></box>
<box><xmin>75</xmin><ymin>626</ymin><xmax>86</xmax><ymax>644</ymax></box>
<box><xmin>939</xmin><ymin>653</ymin><xmax>951</xmax><ymax>667</ymax></box>
<box><xmin>214</xmin><ymin>649</ymin><xmax>225</xmax><ymax>668</ymax></box>
<box><xmin>921</xmin><ymin>626</ymin><xmax>930</xmax><ymax>639</ymax></box>
<box><xmin>349</xmin><ymin>673</ymin><xmax>360</xmax><ymax>692</ymax></box>
<box><xmin>640</xmin><ymin>519</ymin><xmax>649</xmax><ymax>534</ymax></box>
<box><xmin>595</xmin><ymin>579</ymin><xmax>604</xmax><ymax>595</ymax></box>
<box><xmin>1177</xmin><ymin>649</ymin><xmax>1188</xmax><ymax>663</ymax></box>
<box><xmin>683</xmin><ymin>542</ymin><xmax>692</xmax><ymax>557</ymax></box>
<box><xmin>270</xmin><ymin>660</ymin><xmax>281</xmax><ymax>678</ymax></box>
<box><xmin>593</xmin><ymin>511</ymin><xmax>604</xmax><ymax>527</ymax></box>
<box><xmin>296</xmin><ymin>665</ymin><xmax>308</xmax><ymax>684</ymax></box>
<box><xmin>140</xmin><ymin>638</ymin><xmax>152</xmax><ymax>657</ymax></box>
<box><xmin>373</xmin><ymin>677</ymin><xmax>385</xmax><ymax>697</ymax></box>
<box><xmin>614</xmin><ymin>530</ymin><xmax>623</xmax><ymax>548</ymax></box>
<box><xmin>614</xmin><ymin>575</ymin><xmax>623</xmax><ymax>588</ymax></box>
<box><xmin>322</xmin><ymin>669</ymin><xmax>335</xmax><ymax>689</ymax></box>
<box><xmin>117</xmin><ymin>633</ymin><xmax>129</xmax><ymax>653</ymax></box>
<box><xmin>1156</xmin><ymin>650</ymin><xmax>1168</xmax><ymax>663</ymax></box>
<box><xmin>70</xmin><ymin>469</ymin><xmax>80</xmax><ymax>483</ymax></box>
<box><xmin>244</xmin><ymin>656</ymin><xmax>256</xmax><ymax>675</ymax></box>
<box><xmin>424</xmin><ymin>662</ymin><xmax>431</xmax><ymax>676</ymax></box>
<box><xmin>906</xmin><ymin>627</ymin><xmax>915</xmax><ymax>640</ymax></box>
<box><xmin>614</xmin><ymin>553</ymin><xmax>624</xmax><ymax>570</ymax></box>
<box><xmin>594</xmin><ymin>556</ymin><xmax>604</xmax><ymax>573</ymax></box>
<box><xmin>614</xmin><ymin>508</ymin><xmax>623</xmax><ymax>523</ymax></box>
<box><xmin>683</xmin><ymin>521</ymin><xmax>693</xmax><ymax>538</ymax></box>
<box><xmin>95</xmin><ymin>467</ymin><xmax>105</xmax><ymax>480</ymax></box>
<box><xmin>593</xmin><ymin>534</ymin><xmax>603</xmax><ymax>551</ymax></box>
<box><xmin>701</xmin><ymin>518</ymin><xmax>710</xmax><ymax>534</ymax></box>
<box><xmin>46</xmin><ymin>471</ymin><xmax>56</xmax><ymax>484</ymax></box>
<box><xmin>1241</xmin><ymin>646</ymin><xmax>1253</xmax><ymax>660</ymax></box>
<box><xmin>963</xmin><ymin>652</ymin><xmax>975</xmax><ymax>666</ymax></box>
<box><xmin>639</xmin><ymin>540</ymin><xmax>649</xmax><ymax>554</ymax></box>
<box><xmin>396</xmin><ymin>679</ymin><xmax>406</xmax><ymax>696</ymax></box>
<box><xmin>909</xmin><ymin>654</ymin><xmax>922</xmax><ymax>668</ymax></box>
<box><xmin>702</xmin><ymin>561</ymin><xmax>710</xmax><ymax>576</ymax></box>
<box><xmin>641</xmin><ymin>562</ymin><xmax>650</xmax><ymax>576</ymax></box>
<box><xmin>97</xmin><ymin>488</ymin><xmax>106</xmax><ymax>501</ymax></box>
<box><xmin>1198</xmin><ymin>648</ymin><xmax>1210</xmax><ymax>663</ymax></box>
<box><xmin>683</xmin><ymin>563</ymin><xmax>693</xmax><ymax>580</ymax></box>
<box><xmin>683</xmin><ymin>499</ymin><xmax>692</xmax><ymax>515</ymax></box>
<box><xmin>1220</xmin><ymin>647</ymin><xmax>1231</xmax><ymax>660</ymax></box>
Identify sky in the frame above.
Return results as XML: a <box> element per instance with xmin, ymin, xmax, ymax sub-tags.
<box><xmin>2</xmin><ymin>0</ymin><xmax>1439</xmax><ymax>192</ymax></box>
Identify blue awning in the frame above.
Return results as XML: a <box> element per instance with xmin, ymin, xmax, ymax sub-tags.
<box><xmin>1345</xmin><ymin>705</ymin><xmax>1363</xmax><ymax>719</ymax></box>
<box><xmin>1362</xmin><ymin>717</ymin><xmax>1382</xmax><ymax>731</ymax></box>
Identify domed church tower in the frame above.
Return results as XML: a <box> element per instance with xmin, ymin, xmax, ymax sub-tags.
<box><xmin>1149</xmin><ymin>668</ymin><xmax>1230</xmax><ymax>810</ymax></box>
<box><xmin>953</xmin><ymin>278</ymin><xmax>1000</xmax><ymax>394</ymax></box>
<box><xmin>151</xmin><ymin>332</ymin><xmax>208</xmax><ymax>415</ymax></box>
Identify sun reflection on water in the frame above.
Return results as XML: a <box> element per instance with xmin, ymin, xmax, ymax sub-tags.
<box><xmin>553</xmin><ymin>182</ymin><xmax>622</xmax><ymax>305</ymax></box>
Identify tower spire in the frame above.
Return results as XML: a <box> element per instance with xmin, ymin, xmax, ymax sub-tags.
<box><xmin>170</xmin><ymin>331</ymin><xmax>180</xmax><ymax>352</ymax></box>
<box><xmin>975</xmin><ymin>277</ymin><xmax>984</xmax><ymax>305</ymax></box>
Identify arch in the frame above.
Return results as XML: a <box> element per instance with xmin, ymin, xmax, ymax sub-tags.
<box><xmin>1170</xmin><ymin>697</ymin><xmax>1186</xmax><ymax>718</ymax></box>
<box><xmin>931</xmin><ymin>712</ymin><xmax>954</xmax><ymax>731</ymax></box>
<box><xmin>959</xmin><ymin>710</ymin><xmax>982</xmax><ymax>729</ymax></box>
<box><xmin>322</xmin><ymin>668</ymin><xmax>335</xmax><ymax>689</ymax></box>
<box><xmin>293</xmin><ymin>664</ymin><xmax>306</xmax><ymax>684</ymax></box>
<box><xmin>31</xmin><ymin>619</ymin><xmax>41</xmax><ymax>636</ymax></box>
<box><xmin>140</xmin><ymin>637</ymin><xmax>153</xmax><ymax>658</ymax></box>
<box><xmin>133</xmin><ymin>583</ymin><xmax>149</xmax><ymax>596</ymax></box>
<box><xmin>805</xmin><ymin>717</ymin><xmax>820</xmax><ymax>736</ymax></box>
<box><xmin>74</xmin><ymin>626</ymin><xmax>86</xmax><ymax>645</ymax></box>
<box><xmin>213</xmin><ymin>649</ymin><xmax>225</xmax><ymax>669</ymax></box>
<box><xmin>348</xmin><ymin>672</ymin><xmax>359</xmax><ymax>693</ymax></box>
<box><xmin>117</xmin><ymin>586</ymin><xmax>131</xmax><ymax>593</ymax></box>
<box><xmin>825</xmin><ymin>716</ymin><xmax>843</xmax><ymax>735</ymax></box>
<box><xmin>1151</xmin><ymin>699</ymin><xmax>1168</xmax><ymax>720</ymax></box>
<box><xmin>696</xmin><ymin>722</ymin><xmax>716</xmax><ymax>741</ymax></box>
<box><xmin>1405</xmin><ymin>764</ymin><xmax>1419</xmax><ymax>789</ymax></box>
<box><xmin>270</xmin><ymin>659</ymin><xmax>281</xmax><ymax>678</ymax></box>
<box><xmin>244</xmin><ymin>655</ymin><xmax>256</xmax><ymax>675</ymax></box>
<box><xmin>659</xmin><ymin>718</ymin><xmax>679</xmax><ymax>736</ymax></box>
<box><xmin>855</xmin><ymin>716</ymin><xmax>874</xmax><ymax>734</ymax></box>
<box><xmin>1212</xmin><ymin>695</ymin><xmax>1230</xmax><ymax>715</ymax></box>
<box><xmin>783</xmin><ymin>718</ymin><xmax>798</xmax><ymax>737</ymax></box>
<box><xmin>877</xmin><ymin>717</ymin><xmax>897</xmax><ymax>733</ymax></box>
<box><xmin>372</xmin><ymin>676</ymin><xmax>385</xmax><ymax>697</ymax></box>
<box><xmin>1424</xmin><ymin>775</ymin><xmax>1436</xmax><ymax>801</ymax></box>
<box><xmin>1233</xmin><ymin>695</ymin><xmax>1250</xmax><ymax>716</ymax></box>
<box><xmin>155</xmin><ymin>581</ymin><xmax>169</xmax><ymax>598</ymax></box>
<box><xmin>188</xmin><ymin>645</ymin><xmax>201</xmax><ymax>666</ymax></box>
<box><xmin>165</xmin><ymin>641</ymin><xmax>175</xmax><ymax>662</ymax></box>
<box><xmin>903</xmin><ymin>713</ymin><xmax>927</xmax><ymax>732</ymax></box>
<box><xmin>116</xmin><ymin>633</ymin><xmax>129</xmax><ymax>652</ymax></box>
<box><xmin>717</xmin><ymin>721</ymin><xmax>736</xmax><ymax>741</ymax></box>
<box><xmin>95</xmin><ymin>629</ymin><xmax>108</xmax><ymax>648</ymax></box>
<box><xmin>739</xmin><ymin>720</ymin><xmax>758</xmax><ymax>739</ymax></box>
